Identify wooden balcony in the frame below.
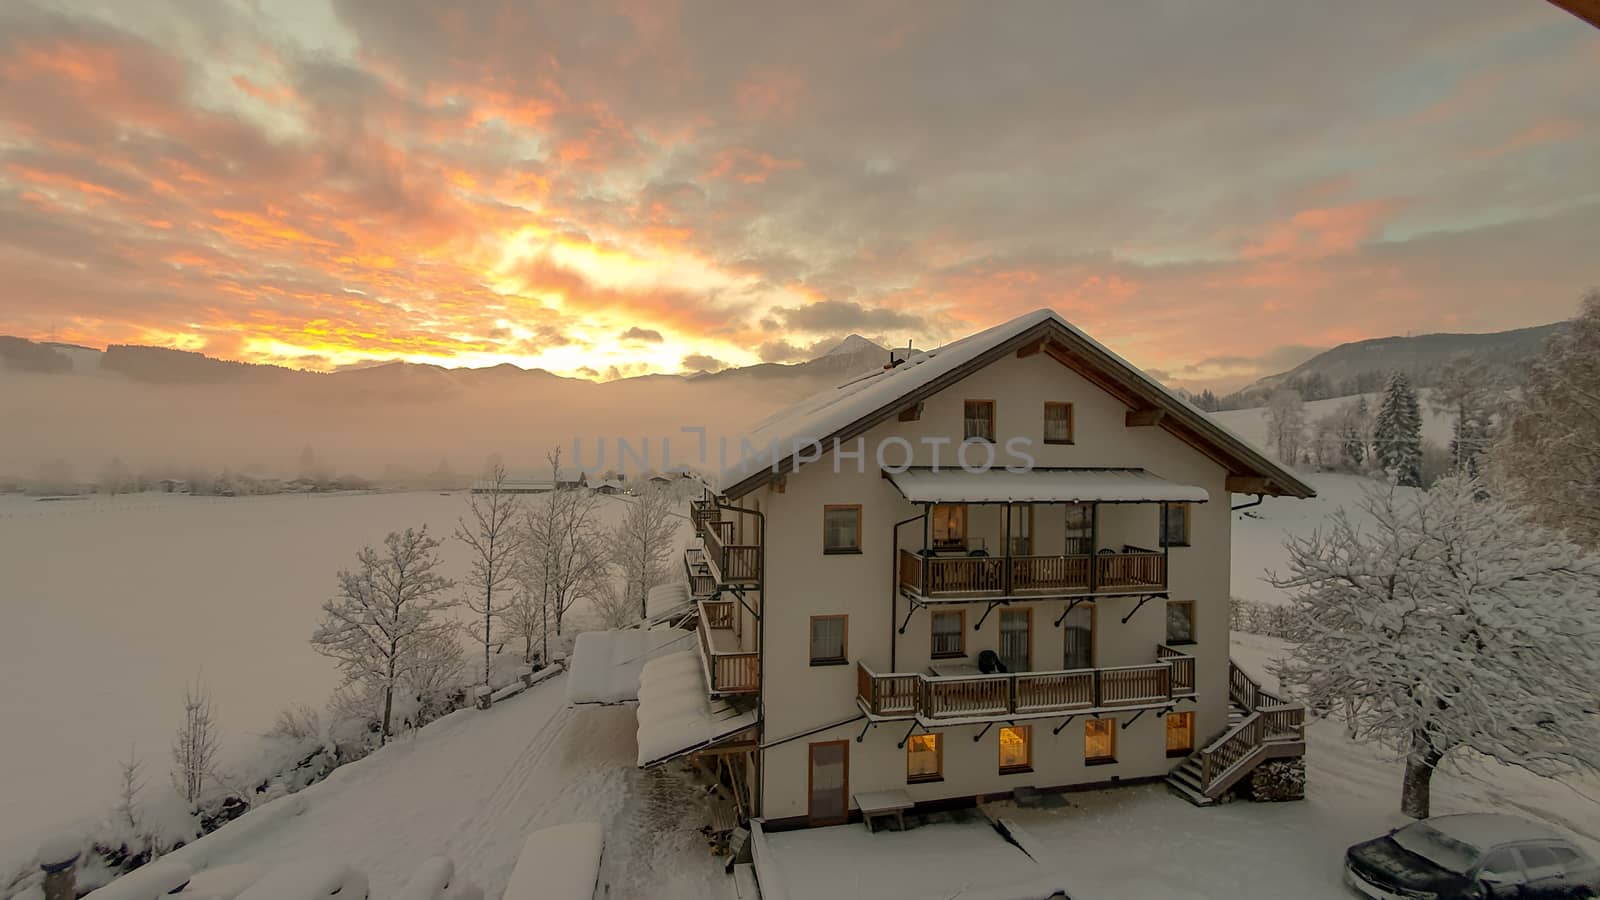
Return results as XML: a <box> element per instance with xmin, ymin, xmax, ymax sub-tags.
<box><xmin>697</xmin><ymin>599</ymin><xmax>758</xmax><ymax>695</ymax></box>
<box><xmin>856</xmin><ymin>645</ymin><xmax>1195</xmax><ymax>722</ymax></box>
<box><xmin>684</xmin><ymin>547</ymin><xmax>717</xmax><ymax>599</ymax></box>
<box><xmin>897</xmin><ymin>546</ymin><xmax>1165</xmax><ymax>600</ymax></box>
<box><xmin>695</xmin><ymin>504</ymin><xmax>762</xmax><ymax>585</ymax></box>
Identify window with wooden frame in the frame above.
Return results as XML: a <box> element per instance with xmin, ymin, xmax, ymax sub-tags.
<box><xmin>1166</xmin><ymin>711</ymin><xmax>1195</xmax><ymax>757</ymax></box>
<box><xmin>930</xmin><ymin>610</ymin><xmax>965</xmax><ymax>658</ymax></box>
<box><xmin>1008</xmin><ymin>504</ymin><xmax>1033</xmax><ymax>556</ymax></box>
<box><xmin>823</xmin><ymin>504</ymin><xmax>861</xmax><ymax>554</ymax></box>
<box><xmin>906</xmin><ymin>733</ymin><xmax>942</xmax><ymax>783</ymax></box>
<box><xmin>1043</xmin><ymin>402</ymin><xmax>1074</xmax><ymax>444</ymax></box>
<box><xmin>1165</xmin><ymin>599</ymin><xmax>1195</xmax><ymax>645</ymax></box>
<box><xmin>964</xmin><ymin>399</ymin><xmax>995</xmax><ymax>442</ymax></box>
<box><xmin>809</xmin><ymin>615</ymin><xmax>848</xmax><ymax>666</ymax></box>
<box><xmin>1085</xmin><ymin>717</ymin><xmax>1116</xmax><ymax>764</ymax></box>
<box><xmin>1161</xmin><ymin>502</ymin><xmax>1190</xmax><ymax>548</ymax></box>
<box><xmin>930</xmin><ymin>503</ymin><xmax>966</xmax><ymax>550</ymax></box>
<box><xmin>998</xmin><ymin>608</ymin><xmax>1031</xmax><ymax>673</ymax></box>
<box><xmin>1064</xmin><ymin>503</ymin><xmax>1093</xmax><ymax>556</ymax></box>
<box><xmin>998</xmin><ymin>725</ymin><xmax>1032</xmax><ymax>773</ymax></box>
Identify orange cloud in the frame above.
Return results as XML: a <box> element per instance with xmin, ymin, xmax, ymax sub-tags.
<box><xmin>1240</xmin><ymin>200</ymin><xmax>1396</xmax><ymax>261</ymax></box>
<box><xmin>706</xmin><ymin>147</ymin><xmax>803</xmax><ymax>184</ymax></box>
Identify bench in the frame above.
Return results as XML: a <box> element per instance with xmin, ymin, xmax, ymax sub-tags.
<box><xmin>854</xmin><ymin>789</ymin><xmax>914</xmax><ymax>833</ymax></box>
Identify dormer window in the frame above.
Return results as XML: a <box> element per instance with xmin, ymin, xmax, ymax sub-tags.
<box><xmin>964</xmin><ymin>400</ymin><xmax>995</xmax><ymax>442</ymax></box>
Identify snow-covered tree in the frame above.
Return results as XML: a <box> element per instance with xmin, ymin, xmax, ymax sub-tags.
<box><xmin>1264</xmin><ymin>388</ymin><xmax>1307</xmax><ymax>465</ymax></box>
<box><xmin>171</xmin><ymin>678</ymin><xmax>220</xmax><ymax>810</ymax></box>
<box><xmin>611</xmin><ymin>484</ymin><xmax>680</xmax><ymax>620</ymax></box>
<box><xmin>113</xmin><ymin>744</ymin><xmax>144</xmax><ymax>838</ymax></box>
<box><xmin>405</xmin><ymin>620</ymin><xmax>466</xmax><ymax>727</ymax></box>
<box><xmin>1494</xmin><ymin>291</ymin><xmax>1600</xmax><ymax>548</ymax></box>
<box><xmin>1373</xmin><ymin>372</ymin><xmax>1422</xmax><ymax>486</ymax></box>
<box><xmin>310</xmin><ymin>527</ymin><xmax>455</xmax><ymax>744</ymax></box>
<box><xmin>457</xmin><ymin>465</ymin><xmax>523</xmax><ymax>684</ymax></box>
<box><xmin>1337</xmin><ymin>397</ymin><xmax>1370</xmax><ymax>470</ymax></box>
<box><xmin>1270</xmin><ymin>476</ymin><xmax>1600</xmax><ymax>818</ymax></box>
<box><xmin>513</xmin><ymin>448</ymin><xmax>606</xmax><ymax>663</ymax></box>
<box><xmin>1430</xmin><ymin>355</ymin><xmax>1498</xmax><ymax>477</ymax></box>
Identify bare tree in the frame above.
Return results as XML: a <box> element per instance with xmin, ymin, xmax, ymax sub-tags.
<box><xmin>1270</xmin><ymin>477</ymin><xmax>1600</xmax><ymax>818</ymax></box>
<box><xmin>1263</xmin><ymin>387</ymin><xmax>1307</xmax><ymax>464</ymax></box>
<box><xmin>310</xmin><ymin>527</ymin><xmax>455</xmax><ymax>744</ymax></box>
<box><xmin>172</xmin><ymin>678</ymin><xmax>220</xmax><ymax>810</ymax></box>
<box><xmin>457</xmin><ymin>464</ymin><xmax>524</xmax><ymax>684</ymax></box>
<box><xmin>114</xmin><ymin>744</ymin><xmax>144</xmax><ymax>837</ymax></box>
<box><xmin>611</xmin><ymin>484</ymin><xmax>680</xmax><ymax>620</ymax></box>
<box><xmin>585</xmin><ymin>562</ymin><xmax>636</xmax><ymax>630</ymax></box>
<box><xmin>514</xmin><ymin>447</ymin><xmax>606</xmax><ymax>663</ymax></box>
<box><xmin>406</xmin><ymin>621</ymin><xmax>466</xmax><ymax>727</ymax></box>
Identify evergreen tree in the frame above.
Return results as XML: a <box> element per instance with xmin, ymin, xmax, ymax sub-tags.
<box><xmin>1374</xmin><ymin>372</ymin><xmax>1422</xmax><ymax>486</ymax></box>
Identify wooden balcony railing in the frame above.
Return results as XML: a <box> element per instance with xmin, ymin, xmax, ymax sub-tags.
<box><xmin>1156</xmin><ymin>644</ymin><xmax>1196</xmax><ymax>697</ymax></box>
<box><xmin>703</xmin><ymin>519</ymin><xmax>761</xmax><ymax>584</ymax></box>
<box><xmin>690</xmin><ymin>498</ymin><xmax>718</xmax><ymax>534</ymax></box>
<box><xmin>698</xmin><ymin>599</ymin><xmax>758</xmax><ymax>695</ymax></box>
<box><xmin>897</xmin><ymin>547</ymin><xmax>1164</xmax><ymax>599</ymax></box>
<box><xmin>857</xmin><ymin>646</ymin><xmax>1193</xmax><ymax>721</ymax></box>
<box><xmin>684</xmin><ymin>548</ymin><xmax>717</xmax><ymax>599</ymax></box>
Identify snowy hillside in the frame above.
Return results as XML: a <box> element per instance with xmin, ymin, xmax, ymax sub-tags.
<box><xmin>0</xmin><ymin>489</ymin><xmax>680</xmax><ymax>860</ymax></box>
<box><xmin>1210</xmin><ymin>390</ymin><xmax>1455</xmax><ymax>450</ymax></box>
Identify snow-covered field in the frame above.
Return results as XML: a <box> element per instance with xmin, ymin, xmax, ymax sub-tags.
<box><xmin>1229</xmin><ymin>471</ymin><xmax>1398</xmax><ymax>607</ymax></box>
<box><xmin>0</xmin><ymin>489</ymin><xmax>667</xmax><ymax>863</ymax></box>
<box><xmin>1210</xmin><ymin>389</ymin><xmax>1456</xmax><ymax>452</ymax></box>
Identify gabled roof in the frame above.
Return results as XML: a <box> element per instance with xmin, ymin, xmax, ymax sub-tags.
<box><xmin>714</xmin><ymin>308</ymin><xmax>1315</xmax><ymax>500</ymax></box>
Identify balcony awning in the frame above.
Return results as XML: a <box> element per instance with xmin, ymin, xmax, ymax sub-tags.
<box><xmin>885</xmin><ymin>467</ymin><xmax>1209</xmax><ymax>504</ymax></box>
<box><xmin>566</xmin><ymin>626</ymin><xmax>690</xmax><ymax>705</ymax></box>
<box><xmin>637</xmin><ymin>650</ymin><xmax>760</xmax><ymax>767</ymax></box>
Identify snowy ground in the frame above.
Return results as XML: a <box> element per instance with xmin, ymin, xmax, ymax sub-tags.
<box><xmin>0</xmin><ymin>489</ymin><xmax>676</xmax><ymax>862</ymax></box>
<box><xmin>763</xmin><ymin>639</ymin><xmax>1600</xmax><ymax>900</ymax></box>
<box><xmin>1210</xmin><ymin>389</ymin><xmax>1455</xmax><ymax>452</ymax></box>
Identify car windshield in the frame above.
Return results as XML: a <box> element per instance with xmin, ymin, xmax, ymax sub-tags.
<box><xmin>1392</xmin><ymin>823</ymin><xmax>1482</xmax><ymax>874</ymax></box>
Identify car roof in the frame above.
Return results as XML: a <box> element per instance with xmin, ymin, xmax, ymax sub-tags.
<box><xmin>1423</xmin><ymin>814</ymin><xmax>1566</xmax><ymax>849</ymax></box>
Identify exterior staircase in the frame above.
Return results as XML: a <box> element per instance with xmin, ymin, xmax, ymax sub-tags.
<box><xmin>1166</xmin><ymin>661</ymin><xmax>1306</xmax><ymax>806</ymax></box>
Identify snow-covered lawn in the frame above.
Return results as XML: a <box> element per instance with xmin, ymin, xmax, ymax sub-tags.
<box><xmin>760</xmin><ymin>639</ymin><xmax>1600</xmax><ymax>900</ymax></box>
<box><xmin>0</xmin><ymin>489</ymin><xmax>673</xmax><ymax>861</ymax></box>
<box><xmin>151</xmin><ymin>672</ymin><xmax>728</xmax><ymax>899</ymax></box>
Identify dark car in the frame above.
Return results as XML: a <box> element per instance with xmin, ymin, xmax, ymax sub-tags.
<box><xmin>1345</xmin><ymin>814</ymin><xmax>1600</xmax><ymax>899</ymax></box>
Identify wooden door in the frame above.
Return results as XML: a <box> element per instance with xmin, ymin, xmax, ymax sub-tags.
<box><xmin>999</xmin><ymin>608</ymin><xmax>1031</xmax><ymax>672</ymax></box>
<box><xmin>808</xmin><ymin>740</ymin><xmax>849</xmax><ymax>825</ymax></box>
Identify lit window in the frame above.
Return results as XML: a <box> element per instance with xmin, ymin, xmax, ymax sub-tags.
<box><xmin>1161</xmin><ymin>503</ymin><xmax>1190</xmax><ymax>548</ymax></box>
<box><xmin>1085</xmin><ymin>718</ymin><xmax>1116</xmax><ymax>764</ymax></box>
<box><xmin>931</xmin><ymin>611</ymin><xmax>964</xmax><ymax>658</ymax></box>
<box><xmin>1044</xmin><ymin>402</ymin><xmax>1074</xmax><ymax>444</ymax></box>
<box><xmin>809</xmin><ymin>615</ymin><xmax>847</xmax><ymax>665</ymax></box>
<box><xmin>906</xmin><ymin>733</ymin><xmax>942</xmax><ymax>783</ymax></box>
<box><xmin>823</xmin><ymin>505</ymin><xmax>861</xmax><ymax>554</ymax></box>
<box><xmin>931</xmin><ymin>503</ymin><xmax>966</xmax><ymax>549</ymax></box>
<box><xmin>1166</xmin><ymin>600</ymin><xmax>1194</xmax><ymax>644</ymax></box>
<box><xmin>964</xmin><ymin>400</ymin><xmax>995</xmax><ymax>442</ymax></box>
<box><xmin>1166</xmin><ymin>711</ymin><xmax>1195</xmax><ymax>757</ymax></box>
<box><xmin>998</xmin><ymin>725</ymin><xmax>1032</xmax><ymax>773</ymax></box>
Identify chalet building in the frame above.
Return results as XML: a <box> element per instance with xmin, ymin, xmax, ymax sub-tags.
<box><xmin>623</xmin><ymin>309</ymin><xmax>1314</xmax><ymax>831</ymax></box>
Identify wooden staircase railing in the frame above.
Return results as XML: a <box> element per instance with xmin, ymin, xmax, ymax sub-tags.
<box><xmin>1185</xmin><ymin>660</ymin><xmax>1306</xmax><ymax>799</ymax></box>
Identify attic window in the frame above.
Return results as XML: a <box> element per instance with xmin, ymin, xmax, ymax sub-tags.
<box><xmin>1044</xmin><ymin>402</ymin><xmax>1074</xmax><ymax>444</ymax></box>
<box><xmin>964</xmin><ymin>400</ymin><xmax>995</xmax><ymax>442</ymax></box>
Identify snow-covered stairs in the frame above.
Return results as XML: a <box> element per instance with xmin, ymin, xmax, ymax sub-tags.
<box><xmin>1165</xmin><ymin>700</ymin><xmax>1251</xmax><ymax>807</ymax></box>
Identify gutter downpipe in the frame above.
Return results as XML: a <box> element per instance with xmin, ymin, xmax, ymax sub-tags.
<box><xmin>715</xmin><ymin>495</ymin><xmax>765</xmax><ymax>820</ymax></box>
<box><xmin>891</xmin><ymin>510</ymin><xmax>927</xmax><ymax>673</ymax></box>
<box><xmin>1231</xmin><ymin>494</ymin><xmax>1265</xmax><ymax>512</ymax></box>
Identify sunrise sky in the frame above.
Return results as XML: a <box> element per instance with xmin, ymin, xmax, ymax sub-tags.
<box><xmin>0</xmin><ymin>0</ymin><xmax>1596</xmax><ymax>389</ymax></box>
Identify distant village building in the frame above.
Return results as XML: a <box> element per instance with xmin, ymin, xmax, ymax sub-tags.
<box><xmin>592</xmin><ymin>480</ymin><xmax>625</xmax><ymax>495</ymax></box>
<box><xmin>471</xmin><ymin>474</ymin><xmax>587</xmax><ymax>495</ymax></box>
<box><xmin>159</xmin><ymin>479</ymin><xmax>189</xmax><ymax>493</ymax></box>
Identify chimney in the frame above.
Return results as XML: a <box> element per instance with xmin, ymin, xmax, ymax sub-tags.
<box><xmin>887</xmin><ymin>340</ymin><xmax>916</xmax><ymax>368</ymax></box>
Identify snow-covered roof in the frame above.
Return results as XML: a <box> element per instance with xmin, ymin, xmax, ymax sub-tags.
<box><xmin>503</xmin><ymin>822</ymin><xmax>603</xmax><ymax>900</ymax></box>
<box><xmin>635</xmin><ymin>650</ymin><xmax>759</xmax><ymax>767</ymax></box>
<box><xmin>885</xmin><ymin>467</ymin><xmax>1210</xmax><ymax>505</ymax></box>
<box><xmin>713</xmin><ymin>308</ymin><xmax>1314</xmax><ymax>500</ymax></box>
<box><xmin>645</xmin><ymin>581</ymin><xmax>691</xmax><ymax>620</ymax></box>
<box><xmin>566</xmin><ymin>627</ymin><xmax>689</xmax><ymax>705</ymax></box>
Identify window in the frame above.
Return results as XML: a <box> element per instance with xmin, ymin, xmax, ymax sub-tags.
<box><xmin>809</xmin><ymin>615</ymin><xmax>847</xmax><ymax>665</ymax></box>
<box><xmin>906</xmin><ymin>733</ymin><xmax>942</xmax><ymax>783</ymax></box>
<box><xmin>998</xmin><ymin>725</ymin><xmax>1031</xmax><ymax>773</ymax></box>
<box><xmin>1043</xmin><ymin>402</ymin><xmax>1074</xmax><ymax>444</ymax></box>
<box><xmin>998</xmin><ymin>608</ymin><xmax>1030</xmax><ymax>672</ymax></box>
<box><xmin>1062</xmin><ymin>604</ymin><xmax>1093</xmax><ymax>669</ymax></box>
<box><xmin>1166</xmin><ymin>599</ymin><xmax>1194</xmax><ymax>644</ymax></box>
<box><xmin>1161</xmin><ymin>502</ymin><xmax>1190</xmax><ymax>547</ymax></box>
<box><xmin>1517</xmin><ymin>846</ymin><xmax>1561</xmax><ymax>879</ymax></box>
<box><xmin>823</xmin><ymin>504</ymin><xmax>861</xmax><ymax>554</ymax></box>
<box><xmin>1085</xmin><ymin>717</ymin><xmax>1116</xmax><ymax>764</ymax></box>
<box><xmin>931</xmin><ymin>503</ymin><xmax>966</xmax><ymax>550</ymax></box>
<box><xmin>1478</xmin><ymin>849</ymin><xmax>1524</xmax><ymax>883</ymax></box>
<box><xmin>964</xmin><ymin>400</ymin><xmax>995</xmax><ymax>442</ymax></box>
<box><xmin>1064</xmin><ymin>503</ymin><xmax>1093</xmax><ymax>556</ymax></box>
<box><xmin>1166</xmin><ymin>711</ymin><xmax>1195</xmax><ymax>757</ymax></box>
<box><xmin>1008</xmin><ymin>504</ymin><xmax>1032</xmax><ymax>556</ymax></box>
<box><xmin>931</xmin><ymin>611</ymin><xmax>965</xmax><ymax>658</ymax></box>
